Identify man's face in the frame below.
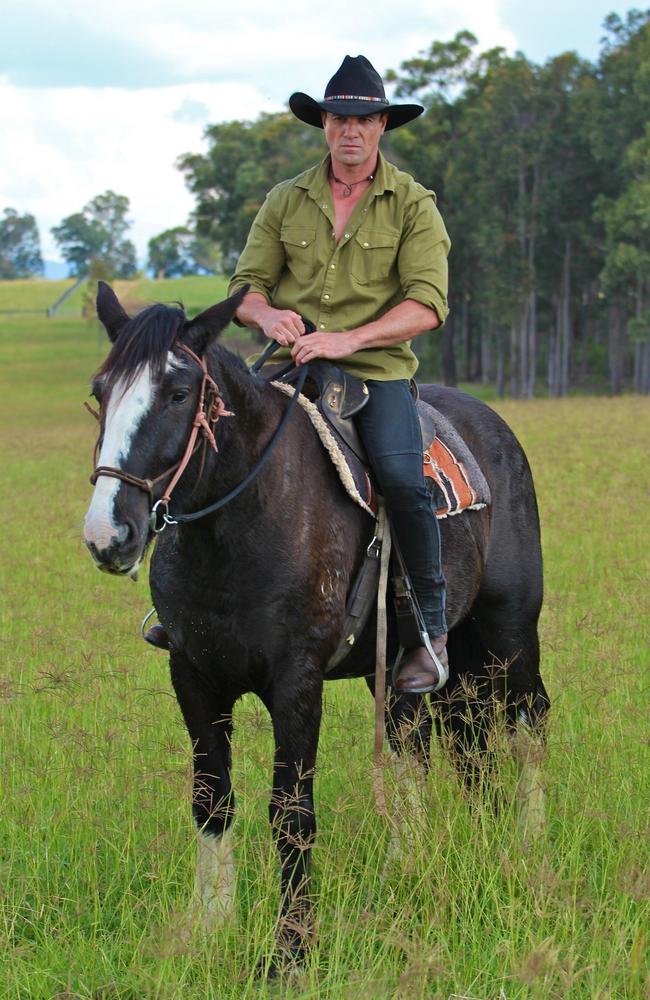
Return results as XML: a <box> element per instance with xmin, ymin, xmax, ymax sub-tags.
<box><xmin>321</xmin><ymin>112</ymin><xmax>388</xmax><ymax>168</ymax></box>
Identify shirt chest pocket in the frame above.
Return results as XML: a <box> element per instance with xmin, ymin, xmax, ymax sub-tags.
<box><xmin>280</xmin><ymin>226</ymin><xmax>316</xmax><ymax>280</ymax></box>
<box><xmin>350</xmin><ymin>229</ymin><xmax>400</xmax><ymax>285</ymax></box>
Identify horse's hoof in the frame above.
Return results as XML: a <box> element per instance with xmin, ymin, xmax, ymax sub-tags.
<box><xmin>257</xmin><ymin>951</ymin><xmax>307</xmax><ymax>983</ymax></box>
<box><xmin>182</xmin><ymin>897</ymin><xmax>235</xmax><ymax>938</ymax></box>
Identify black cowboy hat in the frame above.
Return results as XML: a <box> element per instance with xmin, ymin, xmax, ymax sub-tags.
<box><xmin>289</xmin><ymin>54</ymin><xmax>424</xmax><ymax>132</ymax></box>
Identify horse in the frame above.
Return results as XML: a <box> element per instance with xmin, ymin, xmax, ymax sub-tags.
<box><xmin>83</xmin><ymin>281</ymin><xmax>550</xmax><ymax>974</ymax></box>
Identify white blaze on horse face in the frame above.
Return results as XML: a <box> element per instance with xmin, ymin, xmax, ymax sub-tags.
<box><xmin>84</xmin><ymin>365</ymin><xmax>156</xmax><ymax>553</ymax></box>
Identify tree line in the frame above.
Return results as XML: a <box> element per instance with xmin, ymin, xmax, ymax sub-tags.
<box><xmin>179</xmin><ymin>9</ymin><xmax>650</xmax><ymax>395</ymax></box>
<box><xmin>3</xmin><ymin>9</ymin><xmax>648</xmax><ymax>394</ymax></box>
<box><xmin>0</xmin><ymin>192</ymin><xmax>221</xmax><ymax>285</ymax></box>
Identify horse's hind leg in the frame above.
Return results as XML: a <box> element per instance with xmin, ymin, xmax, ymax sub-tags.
<box><xmin>170</xmin><ymin>650</ymin><xmax>237</xmax><ymax>934</ymax></box>
<box><xmin>455</xmin><ymin>609</ymin><xmax>551</xmax><ymax>841</ymax></box>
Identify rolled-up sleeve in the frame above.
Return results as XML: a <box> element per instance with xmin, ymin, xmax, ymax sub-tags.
<box><xmin>397</xmin><ymin>195</ymin><xmax>451</xmax><ymax>325</ymax></box>
<box><xmin>228</xmin><ymin>188</ymin><xmax>287</xmax><ymax>303</ymax></box>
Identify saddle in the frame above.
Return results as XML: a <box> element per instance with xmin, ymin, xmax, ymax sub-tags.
<box><xmin>259</xmin><ymin>360</ymin><xmax>491</xmax><ymax>673</ymax></box>
<box><xmin>259</xmin><ymin>360</ymin><xmax>370</xmax><ymax>461</ymax></box>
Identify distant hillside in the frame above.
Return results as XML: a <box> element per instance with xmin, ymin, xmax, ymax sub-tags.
<box><xmin>0</xmin><ymin>274</ymin><xmax>230</xmax><ymax>318</ymax></box>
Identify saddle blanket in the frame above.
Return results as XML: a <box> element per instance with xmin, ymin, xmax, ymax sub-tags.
<box><xmin>272</xmin><ymin>383</ymin><xmax>491</xmax><ymax>519</ymax></box>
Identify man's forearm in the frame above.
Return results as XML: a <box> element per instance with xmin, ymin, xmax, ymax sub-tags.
<box><xmin>234</xmin><ymin>291</ymin><xmax>274</xmax><ymax>329</ymax></box>
<box><xmin>347</xmin><ymin>299</ymin><xmax>440</xmax><ymax>351</ymax></box>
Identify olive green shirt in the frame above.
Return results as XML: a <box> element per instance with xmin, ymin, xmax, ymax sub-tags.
<box><xmin>228</xmin><ymin>152</ymin><xmax>450</xmax><ymax>381</ymax></box>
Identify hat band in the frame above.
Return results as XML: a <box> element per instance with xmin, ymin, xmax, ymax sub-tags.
<box><xmin>324</xmin><ymin>94</ymin><xmax>385</xmax><ymax>103</ymax></box>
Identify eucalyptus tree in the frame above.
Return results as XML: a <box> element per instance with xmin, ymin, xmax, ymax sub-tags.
<box><xmin>179</xmin><ymin>113</ymin><xmax>322</xmax><ymax>273</ymax></box>
<box><xmin>0</xmin><ymin>208</ymin><xmax>43</xmax><ymax>278</ymax></box>
<box><xmin>575</xmin><ymin>10</ymin><xmax>650</xmax><ymax>392</ymax></box>
<box><xmin>51</xmin><ymin>190</ymin><xmax>137</xmax><ymax>278</ymax></box>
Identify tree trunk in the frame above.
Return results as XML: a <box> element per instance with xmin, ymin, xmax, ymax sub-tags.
<box><xmin>518</xmin><ymin>298</ymin><xmax>529</xmax><ymax>398</ymax></box>
<box><xmin>442</xmin><ymin>312</ymin><xmax>457</xmax><ymax>387</ymax></box>
<box><xmin>560</xmin><ymin>240</ymin><xmax>571</xmax><ymax>397</ymax></box>
<box><xmin>527</xmin><ymin>286</ymin><xmax>537</xmax><ymax>398</ymax></box>
<box><xmin>608</xmin><ymin>302</ymin><xmax>623</xmax><ymax>394</ymax></box>
<box><xmin>548</xmin><ymin>298</ymin><xmax>557</xmax><ymax>397</ymax></box>
<box><xmin>496</xmin><ymin>328</ymin><xmax>505</xmax><ymax>398</ymax></box>
<box><xmin>632</xmin><ymin>277</ymin><xmax>649</xmax><ymax>394</ymax></box>
<box><xmin>461</xmin><ymin>292</ymin><xmax>470</xmax><ymax>382</ymax></box>
<box><xmin>481</xmin><ymin>319</ymin><xmax>492</xmax><ymax>385</ymax></box>
<box><xmin>510</xmin><ymin>318</ymin><xmax>519</xmax><ymax>397</ymax></box>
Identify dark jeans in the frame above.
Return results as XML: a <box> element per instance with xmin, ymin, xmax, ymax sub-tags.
<box><xmin>354</xmin><ymin>379</ymin><xmax>447</xmax><ymax>638</ymax></box>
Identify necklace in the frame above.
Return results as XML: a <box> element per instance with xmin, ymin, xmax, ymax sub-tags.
<box><xmin>329</xmin><ymin>167</ymin><xmax>375</xmax><ymax>198</ymax></box>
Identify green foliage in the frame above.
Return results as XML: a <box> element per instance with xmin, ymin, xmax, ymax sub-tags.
<box><xmin>174</xmin><ymin>13</ymin><xmax>650</xmax><ymax>394</ymax></box>
<box><xmin>147</xmin><ymin>226</ymin><xmax>221</xmax><ymax>277</ymax></box>
<box><xmin>51</xmin><ymin>190</ymin><xmax>138</xmax><ymax>278</ymax></box>
<box><xmin>0</xmin><ymin>207</ymin><xmax>43</xmax><ymax>278</ymax></box>
<box><xmin>178</xmin><ymin>113</ymin><xmax>323</xmax><ymax>271</ymax></box>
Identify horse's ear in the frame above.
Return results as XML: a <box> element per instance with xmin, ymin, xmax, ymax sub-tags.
<box><xmin>183</xmin><ymin>285</ymin><xmax>250</xmax><ymax>355</ymax></box>
<box><xmin>96</xmin><ymin>281</ymin><xmax>130</xmax><ymax>342</ymax></box>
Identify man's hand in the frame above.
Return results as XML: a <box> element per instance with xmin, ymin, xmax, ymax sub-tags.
<box><xmin>262</xmin><ymin>309</ymin><xmax>305</xmax><ymax>346</ymax></box>
<box><xmin>291</xmin><ymin>330</ymin><xmax>357</xmax><ymax>365</ymax></box>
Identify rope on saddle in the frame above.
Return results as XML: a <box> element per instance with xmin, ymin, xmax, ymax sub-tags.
<box><xmin>373</xmin><ymin>500</ymin><xmax>392</xmax><ymax>818</ymax></box>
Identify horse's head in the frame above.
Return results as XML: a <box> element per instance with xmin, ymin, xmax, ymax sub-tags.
<box><xmin>83</xmin><ymin>281</ymin><xmax>247</xmax><ymax>575</ymax></box>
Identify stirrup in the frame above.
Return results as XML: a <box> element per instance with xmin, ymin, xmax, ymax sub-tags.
<box><xmin>391</xmin><ymin>631</ymin><xmax>449</xmax><ymax>693</ymax></box>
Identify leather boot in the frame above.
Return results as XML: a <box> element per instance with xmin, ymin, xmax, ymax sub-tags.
<box><xmin>394</xmin><ymin>633</ymin><xmax>448</xmax><ymax>694</ymax></box>
<box><xmin>144</xmin><ymin>623</ymin><xmax>171</xmax><ymax>650</ymax></box>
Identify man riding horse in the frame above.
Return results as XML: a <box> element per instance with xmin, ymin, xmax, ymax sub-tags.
<box><xmin>150</xmin><ymin>55</ymin><xmax>451</xmax><ymax>694</ymax></box>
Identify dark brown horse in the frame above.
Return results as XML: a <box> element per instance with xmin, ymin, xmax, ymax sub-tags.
<box><xmin>83</xmin><ymin>283</ymin><xmax>549</xmax><ymax>974</ymax></box>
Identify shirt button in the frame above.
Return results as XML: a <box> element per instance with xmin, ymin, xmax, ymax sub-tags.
<box><xmin>323</xmin><ymin>294</ymin><xmax>330</xmax><ymax>300</ymax></box>
<box><xmin>344</xmin><ymin>233</ymin><xmax>350</xmax><ymax>239</ymax></box>
<box><xmin>363</xmin><ymin>242</ymin><xmax>369</xmax><ymax>248</ymax></box>
<box><xmin>319</xmin><ymin>324</ymin><xmax>325</xmax><ymax>330</ymax></box>
<box><xmin>330</xmin><ymin>264</ymin><xmax>335</xmax><ymax>269</ymax></box>
<box><xmin>301</xmin><ymin>240</ymin><xmax>307</xmax><ymax>246</ymax></box>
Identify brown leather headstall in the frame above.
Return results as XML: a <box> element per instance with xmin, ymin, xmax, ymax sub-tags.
<box><xmin>86</xmin><ymin>341</ymin><xmax>233</xmax><ymax>531</ymax></box>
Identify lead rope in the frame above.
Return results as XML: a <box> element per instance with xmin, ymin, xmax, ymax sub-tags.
<box><xmin>373</xmin><ymin>500</ymin><xmax>392</xmax><ymax>818</ymax></box>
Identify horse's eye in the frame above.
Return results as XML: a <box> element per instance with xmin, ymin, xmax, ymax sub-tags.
<box><xmin>171</xmin><ymin>388</ymin><xmax>190</xmax><ymax>404</ymax></box>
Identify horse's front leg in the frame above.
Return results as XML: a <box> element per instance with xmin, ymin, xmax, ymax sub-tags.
<box><xmin>366</xmin><ymin>677</ymin><xmax>432</xmax><ymax>873</ymax></box>
<box><xmin>170</xmin><ymin>650</ymin><xmax>237</xmax><ymax>934</ymax></box>
<box><xmin>265</xmin><ymin>666</ymin><xmax>323</xmax><ymax>972</ymax></box>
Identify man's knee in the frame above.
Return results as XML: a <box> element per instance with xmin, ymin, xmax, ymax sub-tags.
<box><xmin>371</xmin><ymin>452</ymin><xmax>424</xmax><ymax>500</ymax></box>
<box><xmin>384</xmin><ymin>486</ymin><xmax>431</xmax><ymax>515</ymax></box>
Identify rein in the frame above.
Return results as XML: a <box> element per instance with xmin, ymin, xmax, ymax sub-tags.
<box><xmin>87</xmin><ymin>338</ymin><xmax>309</xmax><ymax>533</ymax></box>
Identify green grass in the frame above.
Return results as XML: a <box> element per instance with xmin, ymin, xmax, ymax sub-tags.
<box><xmin>1</xmin><ymin>315</ymin><xmax>648</xmax><ymax>999</ymax></box>
<box><xmin>0</xmin><ymin>278</ymin><xmax>81</xmax><ymax>313</ymax></box>
<box><xmin>131</xmin><ymin>276</ymin><xmax>231</xmax><ymax>316</ymax></box>
<box><xmin>0</xmin><ymin>275</ymin><xmax>231</xmax><ymax>321</ymax></box>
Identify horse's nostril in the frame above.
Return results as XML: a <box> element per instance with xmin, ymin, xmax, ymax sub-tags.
<box><xmin>121</xmin><ymin>518</ymin><xmax>137</xmax><ymax>544</ymax></box>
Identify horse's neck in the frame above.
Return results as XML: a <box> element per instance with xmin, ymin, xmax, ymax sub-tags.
<box><xmin>198</xmin><ymin>354</ymin><xmax>291</xmax><ymax>505</ymax></box>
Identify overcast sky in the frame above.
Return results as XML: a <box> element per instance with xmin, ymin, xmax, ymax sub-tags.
<box><xmin>0</xmin><ymin>0</ymin><xmax>634</xmax><ymax>266</ymax></box>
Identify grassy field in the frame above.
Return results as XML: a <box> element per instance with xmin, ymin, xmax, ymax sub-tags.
<box><xmin>0</xmin><ymin>312</ymin><xmax>648</xmax><ymax>999</ymax></box>
<box><xmin>0</xmin><ymin>276</ymin><xmax>231</xmax><ymax>320</ymax></box>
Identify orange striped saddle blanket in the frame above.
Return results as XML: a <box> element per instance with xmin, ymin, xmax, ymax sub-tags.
<box><xmin>272</xmin><ymin>384</ymin><xmax>491</xmax><ymax>520</ymax></box>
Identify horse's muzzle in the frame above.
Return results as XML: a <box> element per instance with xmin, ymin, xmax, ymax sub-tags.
<box><xmin>84</xmin><ymin>535</ymin><xmax>143</xmax><ymax>575</ymax></box>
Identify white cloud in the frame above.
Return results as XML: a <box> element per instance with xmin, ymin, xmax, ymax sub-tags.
<box><xmin>0</xmin><ymin>78</ymin><xmax>282</xmax><ymax>263</ymax></box>
<box><xmin>1</xmin><ymin>0</ymin><xmax>519</xmax><ymax>266</ymax></box>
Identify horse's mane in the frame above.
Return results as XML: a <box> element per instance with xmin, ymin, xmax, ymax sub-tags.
<box><xmin>96</xmin><ymin>303</ymin><xmax>187</xmax><ymax>396</ymax></box>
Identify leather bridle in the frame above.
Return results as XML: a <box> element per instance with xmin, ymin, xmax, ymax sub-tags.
<box><xmin>88</xmin><ymin>342</ymin><xmax>233</xmax><ymax>532</ymax></box>
<box><xmin>87</xmin><ymin>338</ymin><xmax>309</xmax><ymax>533</ymax></box>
